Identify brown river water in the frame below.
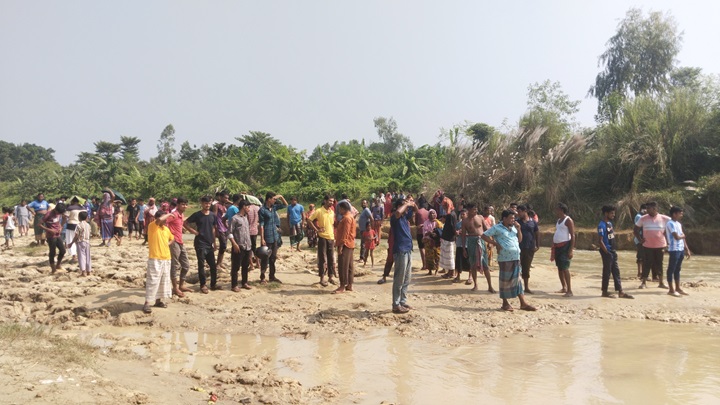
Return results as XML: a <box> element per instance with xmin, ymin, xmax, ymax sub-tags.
<box><xmin>87</xmin><ymin>319</ymin><xmax>720</xmax><ymax>404</ymax></box>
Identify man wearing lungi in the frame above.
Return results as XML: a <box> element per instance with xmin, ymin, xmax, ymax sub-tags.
<box><xmin>461</xmin><ymin>204</ymin><xmax>495</xmax><ymax>293</ymax></box>
<box><xmin>482</xmin><ymin>210</ymin><xmax>536</xmax><ymax>312</ymax></box>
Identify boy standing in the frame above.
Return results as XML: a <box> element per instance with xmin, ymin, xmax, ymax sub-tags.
<box><xmin>185</xmin><ymin>196</ymin><xmax>219</xmax><ymax>293</ymax></box>
<box><xmin>69</xmin><ymin>211</ymin><xmax>92</xmax><ymax>276</ymax></box>
<box><xmin>144</xmin><ymin>210</ymin><xmax>173</xmax><ymax>314</ymax></box>
<box><xmin>597</xmin><ymin>206</ymin><xmax>634</xmax><ymax>299</ymax></box>
<box><xmin>228</xmin><ymin>200</ymin><xmax>253</xmax><ymax>291</ymax></box>
<box><xmin>551</xmin><ymin>203</ymin><xmax>575</xmax><ymax>297</ymax></box>
<box><xmin>666</xmin><ymin>207</ymin><xmax>691</xmax><ymax>297</ymax></box>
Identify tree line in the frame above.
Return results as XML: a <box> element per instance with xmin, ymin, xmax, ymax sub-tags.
<box><xmin>2</xmin><ymin>8</ymin><xmax>719</xmax><ymax>228</ymax></box>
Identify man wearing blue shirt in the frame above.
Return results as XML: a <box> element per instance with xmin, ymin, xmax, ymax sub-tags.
<box><xmin>597</xmin><ymin>206</ymin><xmax>634</xmax><ymax>299</ymax></box>
<box><xmin>258</xmin><ymin>192</ymin><xmax>287</xmax><ymax>284</ymax></box>
<box><xmin>287</xmin><ymin>196</ymin><xmax>305</xmax><ymax>252</ymax></box>
<box><xmin>482</xmin><ymin>210</ymin><xmax>536</xmax><ymax>312</ymax></box>
<box><xmin>391</xmin><ymin>196</ymin><xmax>416</xmax><ymax>314</ymax></box>
<box><xmin>358</xmin><ymin>200</ymin><xmax>372</xmax><ymax>262</ymax></box>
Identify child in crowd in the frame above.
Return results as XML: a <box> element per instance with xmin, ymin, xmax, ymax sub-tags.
<box><xmin>362</xmin><ymin>221</ymin><xmax>378</xmax><ymax>267</ymax></box>
<box><xmin>69</xmin><ymin>211</ymin><xmax>92</xmax><ymax>276</ymax></box>
<box><xmin>3</xmin><ymin>207</ymin><xmax>15</xmax><ymax>248</ymax></box>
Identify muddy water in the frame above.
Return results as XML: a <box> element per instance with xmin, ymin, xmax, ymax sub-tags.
<box><xmin>94</xmin><ymin>320</ymin><xmax>720</xmax><ymax>404</ymax></box>
<box><xmin>535</xmin><ymin>248</ymin><xmax>720</xmax><ymax>283</ymax></box>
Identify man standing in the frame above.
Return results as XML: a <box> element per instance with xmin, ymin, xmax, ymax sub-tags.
<box><xmin>334</xmin><ymin>201</ymin><xmax>357</xmax><ymax>293</ymax></box>
<box><xmin>551</xmin><ymin>203</ymin><xmax>575</xmax><ymax>297</ymax></box>
<box><xmin>634</xmin><ymin>201</ymin><xmax>671</xmax><ymax>290</ymax></box>
<box><xmin>461</xmin><ymin>204</ymin><xmax>495</xmax><ymax>293</ymax></box>
<box><xmin>482</xmin><ymin>205</ymin><xmax>496</xmax><ymax>265</ymax></box>
<box><xmin>258</xmin><ymin>192</ymin><xmax>287</xmax><ymax>284</ymax></box>
<box><xmin>27</xmin><ymin>193</ymin><xmax>49</xmax><ymax>246</ymax></box>
<box><xmin>143</xmin><ymin>210</ymin><xmax>173</xmax><ymax>314</ymax></box>
<box><xmin>64</xmin><ymin>197</ymin><xmax>85</xmax><ymax>263</ymax></box>
<box><xmin>185</xmin><ymin>196</ymin><xmax>219</xmax><ymax>293</ymax></box>
<box><xmin>414</xmin><ymin>202</ymin><xmax>429</xmax><ymax>270</ymax></box>
<box><xmin>39</xmin><ymin>202</ymin><xmax>66</xmax><ymax>273</ymax></box>
<box><xmin>127</xmin><ymin>198</ymin><xmax>140</xmax><ymax>241</ymax></box>
<box><xmin>307</xmin><ymin>195</ymin><xmax>336</xmax><ymax>286</ymax></box>
<box><xmin>212</xmin><ymin>192</ymin><xmax>229</xmax><ymax>270</ymax></box>
<box><xmin>287</xmin><ymin>196</ymin><xmax>305</xmax><ymax>252</ymax></box>
<box><xmin>228</xmin><ymin>200</ymin><xmax>253</xmax><ymax>291</ymax></box>
<box><xmin>482</xmin><ymin>210</ymin><xmax>536</xmax><ymax>312</ymax></box>
<box><xmin>633</xmin><ymin>204</ymin><xmax>648</xmax><ymax>279</ymax></box>
<box><xmin>246</xmin><ymin>198</ymin><xmax>261</xmax><ymax>270</ymax></box>
<box><xmin>357</xmin><ymin>199</ymin><xmax>372</xmax><ymax>261</ymax></box>
<box><xmin>517</xmin><ymin>205</ymin><xmax>539</xmax><ymax>294</ymax></box>
<box><xmin>136</xmin><ymin>198</ymin><xmax>147</xmax><ymax>241</ymax></box>
<box><xmin>142</xmin><ymin>198</ymin><xmax>158</xmax><ymax>245</ymax></box>
<box><xmin>666</xmin><ymin>206</ymin><xmax>691</xmax><ymax>297</ymax></box>
<box><xmin>391</xmin><ymin>196</ymin><xmax>416</xmax><ymax>314</ymax></box>
<box><xmin>597</xmin><ymin>206</ymin><xmax>634</xmax><ymax>299</ymax></box>
<box><xmin>166</xmin><ymin>197</ymin><xmax>191</xmax><ymax>297</ymax></box>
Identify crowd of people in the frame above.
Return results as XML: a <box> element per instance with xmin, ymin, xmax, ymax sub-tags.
<box><xmin>5</xmin><ymin>189</ymin><xmax>692</xmax><ymax>314</ymax></box>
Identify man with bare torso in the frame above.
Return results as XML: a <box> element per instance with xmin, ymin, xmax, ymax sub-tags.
<box><xmin>461</xmin><ymin>203</ymin><xmax>496</xmax><ymax>293</ymax></box>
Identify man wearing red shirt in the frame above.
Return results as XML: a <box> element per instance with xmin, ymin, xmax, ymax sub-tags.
<box><xmin>166</xmin><ymin>197</ymin><xmax>191</xmax><ymax>297</ymax></box>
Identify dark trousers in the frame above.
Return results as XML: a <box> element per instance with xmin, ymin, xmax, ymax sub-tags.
<box><xmin>338</xmin><ymin>247</ymin><xmax>355</xmax><ymax>286</ymax></box>
<box><xmin>260</xmin><ymin>241</ymin><xmax>278</xmax><ymax>280</ymax></box>
<box><xmin>231</xmin><ymin>249</ymin><xmax>251</xmax><ymax>287</ymax></box>
<box><xmin>317</xmin><ymin>237</ymin><xmax>335</xmax><ymax>278</ymax></box>
<box><xmin>641</xmin><ymin>247</ymin><xmax>664</xmax><ymax>280</ymax></box>
<box><xmin>48</xmin><ymin>237</ymin><xmax>66</xmax><ymax>265</ymax></box>
<box><xmin>455</xmin><ymin>246</ymin><xmax>469</xmax><ymax>274</ymax></box>
<box><xmin>196</xmin><ymin>246</ymin><xmax>218</xmax><ymax>287</ymax></box>
<box><xmin>520</xmin><ymin>248</ymin><xmax>536</xmax><ymax>279</ymax></box>
<box><xmin>600</xmin><ymin>250</ymin><xmax>622</xmax><ymax>292</ymax></box>
<box><xmin>383</xmin><ymin>250</ymin><xmax>394</xmax><ymax>277</ymax></box>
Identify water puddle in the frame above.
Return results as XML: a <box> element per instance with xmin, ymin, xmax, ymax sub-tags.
<box><xmin>86</xmin><ymin>320</ymin><xmax>720</xmax><ymax>404</ymax></box>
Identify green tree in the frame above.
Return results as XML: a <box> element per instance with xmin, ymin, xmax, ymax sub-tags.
<box><xmin>466</xmin><ymin>123</ymin><xmax>495</xmax><ymax>146</ymax></box>
<box><xmin>94</xmin><ymin>141</ymin><xmax>121</xmax><ymax>161</ymax></box>
<box><xmin>589</xmin><ymin>8</ymin><xmax>682</xmax><ymax>121</ymax></box>
<box><xmin>372</xmin><ymin>116</ymin><xmax>413</xmax><ymax>153</ymax></box>
<box><xmin>119</xmin><ymin>136</ymin><xmax>141</xmax><ymax>163</ymax></box>
<box><xmin>179</xmin><ymin>140</ymin><xmax>201</xmax><ymax>162</ymax></box>
<box><xmin>156</xmin><ymin>124</ymin><xmax>176</xmax><ymax>164</ymax></box>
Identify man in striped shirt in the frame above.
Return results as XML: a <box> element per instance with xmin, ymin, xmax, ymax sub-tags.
<box><xmin>634</xmin><ymin>201</ymin><xmax>671</xmax><ymax>290</ymax></box>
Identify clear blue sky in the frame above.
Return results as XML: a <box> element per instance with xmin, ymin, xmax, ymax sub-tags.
<box><xmin>2</xmin><ymin>1</ymin><xmax>719</xmax><ymax>165</ymax></box>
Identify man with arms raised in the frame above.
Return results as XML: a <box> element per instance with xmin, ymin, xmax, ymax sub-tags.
<box><xmin>391</xmin><ymin>196</ymin><xmax>416</xmax><ymax>314</ymax></box>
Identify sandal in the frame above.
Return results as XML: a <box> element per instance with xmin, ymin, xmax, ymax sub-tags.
<box><xmin>465</xmin><ymin>279</ymin><xmax>473</xmax><ymax>285</ymax></box>
<box><xmin>200</xmin><ymin>286</ymin><xmax>209</xmax><ymax>294</ymax></box>
<box><xmin>153</xmin><ymin>301</ymin><xmax>167</xmax><ymax>308</ymax></box>
<box><xmin>618</xmin><ymin>292</ymin><xmax>635</xmax><ymax>299</ymax></box>
<box><xmin>231</xmin><ymin>286</ymin><xmax>241</xmax><ymax>292</ymax></box>
<box><xmin>377</xmin><ymin>279</ymin><xmax>386</xmax><ymax>285</ymax></box>
<box><xmin>142</xmin><ymin>305</ymin><xmax>152</xmax><ymax>314</ymax></box>
<box><xmin>320</xmin><ymin>280</ymin><xmax>329</xmax><ymax>287</ymax></box>
<box><xmin>501</xmin><ymin>305</ymin><xmax>514</xmax><ymax>312</ymax></box>
<box><xmin>520</xmin><ymin>305</ymin><xmax>537</xmax><ymax>311</ymax></box>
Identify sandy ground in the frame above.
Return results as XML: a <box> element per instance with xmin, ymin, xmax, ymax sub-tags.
<box><xmin>1</xmin><ymin>233</ymin><xmax>719</xmax><ymax>404</ymax></box>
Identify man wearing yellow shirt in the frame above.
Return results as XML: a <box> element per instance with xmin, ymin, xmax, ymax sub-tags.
<box><xmin>144</xmin><ymin>210</ymin><xmax>174</xmax><ymax>314</ymax></box>
<box><xmin>307</xmin><ymin>195</ymin><xmax>337</xmax><ymax>287</ymax></box>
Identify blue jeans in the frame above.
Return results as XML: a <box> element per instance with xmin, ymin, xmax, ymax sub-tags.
<box><xmin>667</xmin><ymin>251</ymin><xmax>684</xmax><ymax>284</ymax></box>
<box><xmin>392</xmin><ymin>251</ymin><xmax>412</xmax><ymax>306</ymax></box>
